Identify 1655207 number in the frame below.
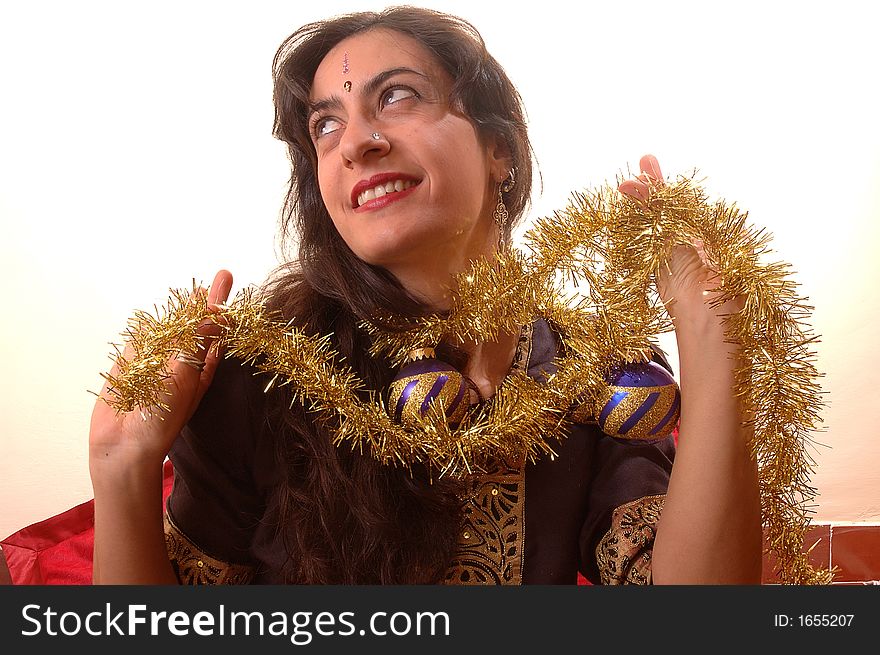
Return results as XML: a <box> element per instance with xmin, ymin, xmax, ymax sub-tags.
<box><xmin>798</xmin><ymin>614</ymin><xmax>854</xmax><ymax>627</ymax></box>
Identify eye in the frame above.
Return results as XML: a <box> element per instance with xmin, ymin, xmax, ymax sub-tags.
<box><xmin>312</xmin><ymin>116</ymin><xmax>342</xmax><ymax>139</ymax></box>
<box><xmin>381</xmin><ymin>86</ymin><xmax>417</xmax><ymax>107</ymax></box>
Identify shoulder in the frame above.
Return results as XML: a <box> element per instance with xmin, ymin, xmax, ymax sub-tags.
<box><xmin>528</xmin><ymin>318</ymin><xmax>673</xmax><ymax>372</ymax></box>
<box><xmin>176</xmin><ymin>355</ymin><xmax>274</xmax><ymax>478</ymax></box>
<box><xmin>189</xmin><ymin>356</ymin><xmax>269</xmax><ymax>436</ymax></box>
<box><xmin>523</xmin><ymin>319</ymin><xmax>559</xmax><ymax>382</ymax></box>
<box><xmin>647</xmin><ymin>342</ymin><xmax>674</xmax><ymax>376</ymax></box>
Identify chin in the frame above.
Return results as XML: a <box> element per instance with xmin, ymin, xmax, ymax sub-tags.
<box><xmin>351</xmin><ymin>236</ymin><xmax>433</xmax><ymax>269</ymax></box>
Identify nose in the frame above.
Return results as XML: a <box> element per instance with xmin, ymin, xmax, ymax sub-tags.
<box><xmin>339</xmin><ymin>122</ymin><xmax>390</xmax><ymax>167</ymax></box>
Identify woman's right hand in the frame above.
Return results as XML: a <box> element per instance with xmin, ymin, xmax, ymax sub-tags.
<box><xmin>618</xmin><ymin>155</ymin><xmax>744</xmax><ymax>333</ymax></box>
<box><xmin>89</xmin><ymin>269</ymin><xmax>233</xmax><ymax>473</ymax></box>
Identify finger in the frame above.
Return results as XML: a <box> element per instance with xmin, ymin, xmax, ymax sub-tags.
<box><xmin>639</xmin><ymin>154</ymin><xmax>663</xmax><ymax>182</ymax></box>
<box><xmin>191</xmin><ymin>269</ymin><xmax>234</xmax><ymax>352</ymax></box>
<box><xmin>691</xmin><ymin>238</ymin><xmax>708</xmax><ymax>265</ymax></box>
<box><xmin>207</xmin><ymin>269</ymin><xmax>233</xmax><ymax>308</ymax></box>
<box><xmin>94</xmin><ymin>339</ymin><xmax>136</xmax><ymax>407</ymax></box>
<box><xmin>181</xmin><ymin>270</ymin><xmax>233</xmax><ymax>394</ymax></box>
<box><xmin>618</xmin><ymin>178</ymin><xmax>650</xmax><ymax>203</ymax></box>
<box><xmin>167</xmin><ymin>272</ymin><xmax>230</xmax><ymax>385</ymax></box>
<box><xmin>187</xmin><ymin>272</ymin><xmax>233</xmax><ymax>413</ymax></box>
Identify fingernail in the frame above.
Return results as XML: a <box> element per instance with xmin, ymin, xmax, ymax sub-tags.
<box><xmin>619</xmin><ymin>180</ymin><xmax>649</xmax><ymax>202</ymax></box>
<box><xmin>641</xmin><ymin>154</ymin><xmax>663</xmax><ymax>180</ymax></box>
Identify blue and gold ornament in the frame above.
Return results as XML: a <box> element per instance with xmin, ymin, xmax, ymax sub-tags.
<box><xmin>388</xmin><ymin>348</ymin><xmax>469</xmax><ymax>427</ymax></box>
<box><xmin>594</xmin><ymin>361</ymin><xmax>681</xmax><ymax>441</ymax></box>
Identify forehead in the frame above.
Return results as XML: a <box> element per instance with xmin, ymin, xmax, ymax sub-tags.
<box><xmin>311</xmin><ymin>28</ymin><xmax>445</xmax><ymax>98</ymax></box>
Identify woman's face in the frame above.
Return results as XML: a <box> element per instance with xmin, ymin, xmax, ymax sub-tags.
<box><xmin>308</xmin><ymin>29</ymin><xmax>508</xmax><ymax>285</ymax></box>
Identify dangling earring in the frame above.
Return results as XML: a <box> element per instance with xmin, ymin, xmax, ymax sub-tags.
<box><xmin>493</xmin><ymin>168</ymin><xmax>515</xmax><ymax>249</ymax></box>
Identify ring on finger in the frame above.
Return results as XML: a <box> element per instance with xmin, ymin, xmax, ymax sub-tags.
<box><xmin>175</xmin><ymin>351</ymin><xmax>206</xmax><ymax>373</ymax></box>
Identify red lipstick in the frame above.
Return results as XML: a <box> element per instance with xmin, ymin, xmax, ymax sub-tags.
<box><xmin>351</xmin><ymin>172</ymin><xmax>421</xmax><ymax>210</ymax></box>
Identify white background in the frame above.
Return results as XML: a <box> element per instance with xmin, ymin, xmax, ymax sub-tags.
<box><xmin>1</xmin><ymin>0</ymin><xmax>878</xmax><ymax>540</ymax></box>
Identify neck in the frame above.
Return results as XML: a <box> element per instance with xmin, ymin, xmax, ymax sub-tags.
<box><xmin>394</xmin><ymin>267</ymin><xmax>458</xmax><ymax>310</ymax></box>
<box><xmin>387</xmin><ymin>220</ymin><xmax>502</xmax><ymax>311</ymax></box>
<box><xmin>389</xmin><ymin>227</ymin><xmax>516</xmax><ymax>397</ymax></box>
<box><xmin>452</xmin><ymin>329</ymin><xmax>521</xmax><ymax>401</ymax></box>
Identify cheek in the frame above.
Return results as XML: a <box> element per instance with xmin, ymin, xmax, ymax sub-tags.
<box><xmin>316</xmin><ymin>165</ymin><xmax>333</xmax><ymax>206</ymax></box>
<box><xmin>431</xmin><ymin>120</ymin><xmax>491</xmax><ymax>189</ymax></box>
<box><xmin>316</xmin><ymin>165</ymin><xmax>348</xmax><ymax>232</ymax></box>
<box><xmin>314</xmin><ymin>171</ymin><xmax>353</xmax><ymax>244</ymax></box>
<box><xmin>428</xmin><ymin>127</ymin><xmax>474</xmax><ymax>169</ymax></box>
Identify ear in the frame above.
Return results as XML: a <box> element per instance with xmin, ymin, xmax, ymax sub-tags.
<box><xmin>486</xmin><ymin>132</ymin><xmax>513</xmax><ymax>184</ymax></box>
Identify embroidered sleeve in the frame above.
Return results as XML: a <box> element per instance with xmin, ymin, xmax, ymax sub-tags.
<box><xmin>164</xmin><ymin>512</ymin><xmax>255</xmax><ymax>585</ymax></box>
<box><xmin>594</xmin><ymin>494</ymin><xmax>665</xmax><ymax>585</ymax></box>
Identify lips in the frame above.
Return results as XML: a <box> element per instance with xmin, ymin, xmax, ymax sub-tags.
<box><xmin>351</xmin><ymin>173</ymin><xmax>421</xmax><ymax>209</ymax></box>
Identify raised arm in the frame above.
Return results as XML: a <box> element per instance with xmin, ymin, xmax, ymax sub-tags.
<box><xmin>620</xmin><ymin>156</ymin><xmax>763</xmax><ymax>584</ymax></box>
<box><xmin>88</xmin><ymin>270</ymin><xmax>233</xmax><ymax>584</ymax></box>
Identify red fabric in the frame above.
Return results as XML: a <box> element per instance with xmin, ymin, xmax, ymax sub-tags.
<box><xmin>1</xmin><ymin>460</ymin><xmax>174</xmax><ymax>585</ymax></box>
<box><xmin>0</xmin><ymin>460</ymin><xmax>608</xmax><ymax>585</ymax></box>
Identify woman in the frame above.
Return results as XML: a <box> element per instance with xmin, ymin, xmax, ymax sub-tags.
<box><xmin>89</xmin><ymin>6</ymin><xmax>762</xmax><ymax>585</ymax></box>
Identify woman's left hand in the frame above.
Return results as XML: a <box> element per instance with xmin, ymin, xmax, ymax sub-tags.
<box><xmin>618</xmin><ymin>154</ymin><xmax>744</xmax><ymax>328</ymax></box>
<box><xmin>621</xmin><ymin>157</ymin><xmax>762</xmax><ymax>584</ymax></box>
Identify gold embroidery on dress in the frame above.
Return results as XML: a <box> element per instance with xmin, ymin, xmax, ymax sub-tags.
<box><xmin>510</xmin><ymin>321</ymin><xmax>533</xmax><ymax>376</ymax></box>
<box><xmin>164</xmin><ymin>512</ymin><xmax>254</xmax><ymax>585</ymax></box>
<box><xmin>443</xmin><ymin>458</ymin><xmax>525</xmax><ymax>584</ymax></box>
<box><xmin>443</xmin><ymin>323</ymin><xmax>532</xmax><ymax>585</ymax></box>
<box><xmin>595</xmin><ymin>493</ymin><xmax>665</xmax><ymax>585</ymax></box>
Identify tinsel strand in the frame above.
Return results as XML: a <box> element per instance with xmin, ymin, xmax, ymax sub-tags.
<box><xmin>98</xmin><ymin>172</ymin><xmax>830</xmax><ymax>584</ymax></box>
<box><xmin>100</xmin><ymin>284</ymin><xmax>210</xmax><ymax>414</ymax></box>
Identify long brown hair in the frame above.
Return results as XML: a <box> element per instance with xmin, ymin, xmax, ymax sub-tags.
<box><xmin>258</xmin><ymin>6</ymin><xmax>534</xmax><ymax>583</ymax></box>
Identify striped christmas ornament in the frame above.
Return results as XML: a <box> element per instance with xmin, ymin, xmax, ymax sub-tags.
<box><xmin>388</xmin><ymin>353</ymin><xmax>469</xmax><ymax>427</ymax></box>
<box><xmin>596</xmin><ymin>361</ymin><xmax>681</xmax><ymax>441</ymax></box>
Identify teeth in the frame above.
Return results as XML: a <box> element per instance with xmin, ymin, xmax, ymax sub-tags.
<box><xmin>357</xmin><ymin>179</ymin><xmax>415</xmax><ymax>207</ymax></box>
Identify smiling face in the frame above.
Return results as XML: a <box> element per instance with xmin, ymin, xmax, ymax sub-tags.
<box><xmin>308</xmin><ymin>29</ymin><xmax>509</xmax><ymax>300</ymax></box>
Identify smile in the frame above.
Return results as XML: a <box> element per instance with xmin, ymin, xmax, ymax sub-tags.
<box><xmin>356</xmin><ymin>179</ymin><xmax>418</xmax><ymax>208</ymax></box>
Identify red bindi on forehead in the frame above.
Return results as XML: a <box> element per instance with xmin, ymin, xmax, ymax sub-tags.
<box><xmin>313</xmin><ymin>30</ymin><xmax>449</xmax><ymax>102</ymax></box>
<box><xmin>342</xmin><ymin>51</ymin><xmax>352</xmax><ymax>92</ymax></box>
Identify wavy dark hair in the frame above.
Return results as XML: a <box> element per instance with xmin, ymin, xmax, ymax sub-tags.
<box><xmin>258</xmin><ymin>6</ymin><xmax>535</xmax><ymax>583</ymax></box>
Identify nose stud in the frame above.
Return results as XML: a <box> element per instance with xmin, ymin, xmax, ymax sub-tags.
<box><xmin>371</xmin><ymin>132</ymin><xmax>382</xmax><ymax>140</ymax></box>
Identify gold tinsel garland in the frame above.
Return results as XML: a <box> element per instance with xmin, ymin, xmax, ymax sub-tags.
<box><xmin>100</xmin><ymin>171</ymin><xmax>830</xmax><ymax>585</ymax></box>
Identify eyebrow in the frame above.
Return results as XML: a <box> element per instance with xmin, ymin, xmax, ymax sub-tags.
<box><xmin>308</xmin><ymin>67</ymin><xmax>430</xmax><ymax>118</ymax></box>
